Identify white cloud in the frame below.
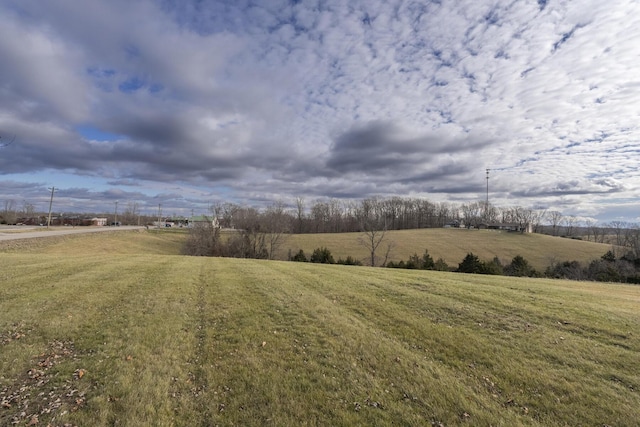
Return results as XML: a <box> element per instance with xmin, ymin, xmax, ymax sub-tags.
<box><xmin>0</xmin><ymin>0</ymin><xmax>639</xmax><ymax>221</ymax></box>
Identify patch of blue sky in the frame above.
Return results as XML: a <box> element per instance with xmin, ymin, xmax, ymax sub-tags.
<box><xmin>76</xmin><ymin>125</ymin><xmax>124</xmax><ymax>142</ymax></box>
<box><xmin>119</xmin><ymin>76</ymin><xmax>145</xmax><ymax>93</ymax></box>
<box><xmin>86</xmin><ymin>67</ymin><xmax>117</xmax><ymax>92</ymax></box>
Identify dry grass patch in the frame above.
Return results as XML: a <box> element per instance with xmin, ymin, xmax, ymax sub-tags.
<box><xmin>281</xmin><ymin>228</ymin><xmax>612</xmax><ymax>270</ymax></box>
<box><xmin>0</xmin><ymin>229</ymin><xmax>186</xmax><ymax>255</ymax></box>
<box><xmin>1</xmin><ymin>246</ymin><xmax>639</xmax><ymax>426</ymax></box>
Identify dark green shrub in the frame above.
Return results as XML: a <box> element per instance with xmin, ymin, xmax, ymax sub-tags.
<box><xmin>421</xmin><ymin>250</ymin><xmax>435</xmax><ymax>270</ymax></box>
<box><xmin>291</xmin><ymin>249</ymin><xmax>308</xmax><ymax>262</ymax></box>
<box><xmin>337</xmin><ymin>256</ymin><xmax>362</xmax><ymax>266</ymax></box>
<box><xmin>482</xmin><ymin>257</ymin><xmax>503</xmax><ymax>275</ymax></box>
<box><xmin>406</xmin><ymin>253</ymin><xmax>421</xmax><ymax>269</ymax></box>
<box><xmin>545</xmin><ymin>260</ymin><xmax>584</xmax><ymax>280</ymax></box>
<box><xmin>601</xmin><ymin>250</ymin><xmax>616</xmax><ymax>262</ymax></box>
<box><xmin>505</xmin><ymin>255</ymin><xmax>536</xmax><ymax>277</ymax></box>
<box><xmin>457</xmin><ymin>253</ymin><xmax>484</xmax><ymax>274</ymax></box>
<box><xmin>310</xmin><ymin>247</ymin><xmax>335</xmax><ymax>264</ymax></box>
<box><xmin>433</xmin><ymin>258</ymin><xmax>449</xmax><ymax>271</ymax></box>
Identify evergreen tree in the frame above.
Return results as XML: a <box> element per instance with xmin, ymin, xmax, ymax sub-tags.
<box><xmin>457</xmin><ymin>253</ymin><xmax>484</xmax><ymax>274</ymax></box>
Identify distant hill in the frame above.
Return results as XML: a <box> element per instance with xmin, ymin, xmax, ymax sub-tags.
<box><xmin>280</xmin><ymin>228</ymin><xmax>613</xmax><ymax>270</ymax></box>
<box><xmin>1</xmin><ymin>227</ymin><xmax>613</xmax><ymax>272</ymax></box>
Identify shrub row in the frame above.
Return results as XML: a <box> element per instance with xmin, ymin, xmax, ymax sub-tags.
<box><xmin>288</xmin><ymin>248</ymin><xmax>363</xmax><ymax>265</ymax></box>
<box><xmin>287</xmin><ymin>246</ymin><xmax>640</xmax><ymax>284</ymax></box>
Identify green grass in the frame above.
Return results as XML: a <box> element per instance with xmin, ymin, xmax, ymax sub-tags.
<box><xmin>281</xmin><ymin>228</ymin><xmax>612</xmax><ymax>270</ymax></box>
<box><xmin>0</xmin><ymin>228</ymin><xmax>186</xmax><ymax>255</ymax></box>
<box><xmin>1</xmin><ymin>232</ymin><xmax>639</xmax><ymax>426</ymax></box>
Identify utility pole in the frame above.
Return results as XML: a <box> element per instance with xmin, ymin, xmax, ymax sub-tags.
<box><xmin>47</xmin><ymin>187</ymin><xmax>56</xmax><ymax>228</ymax></box>
<box><xmin>114</xmin><ymin>201</ymin><xmax>118</xmax><ymax>226</ymax></box>
<box><xmin>157</xmin><ymin>203</ymin><xmax>162</xmax><ymax>229</ymax></box>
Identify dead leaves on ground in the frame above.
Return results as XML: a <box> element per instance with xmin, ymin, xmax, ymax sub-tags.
<box><xmin>0</xmin><ymin>339</ymin><xmax>86</xmax><ymax>426</ymax></box>
<box><xmin>0</xmin><ymin>322</ymin><xmax>30</xmax><ymax>346</ymax></box>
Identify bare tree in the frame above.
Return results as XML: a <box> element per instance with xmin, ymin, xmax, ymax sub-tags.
<box><xmin>623</xmin><ymin>224</ymin><xmax>640</xmax><ymax>258</ymax></box>
<box><xmin>436</xmin><ymin>202</ymin><xmax>453</xmax><ymax>227</ymax></box>
<box><xmin>219</xmin><ymin>203</ymin><xmax>239</xmax><ymax>228</ymax></box>
<box><xmin>585</xmin><ymin>219</ymin><xmax>605</xmax><ymax>243</ymax></box>
<box><xmin>2</xmin><ymin>199</ymin><xmax>17</xmax><ymax>224</ymax></box>
<box><xmin>327</xmin><ymin>199</ymin><xmax>343</xmax><ymax>233</ymax></box>
<box><xmin>530</xmin><ymin>209</ymin><xmax>547</xmax><ymax>233</ymax></box>
<box><xmin>21</xmin><ymin>201</ymin><xmax>36</xmax><ymax>218</ymax></box>
<box><xmin>263</xmin><ymin>201</ymin><xmax>290</xmax><ymax>259</ymax></box>
<box><xmin>515</xmin><ymin>207</ymin><xmax>535</xmax><ymax>233</ymax></box>
<box><xmin>357</xmin><ymin>200</ymin><xmax>388</xmax><ymax>266</ymax></box>
<box><xmin>562</xmin><ymin>215</ymin><xmax>580</xmax><ymax>237</ymax></box>
<box><xmin>183</xmin><ymin>218</ymin><xmax>220</xmax><ymax>256</ymax></box>
<box><xmin>295</xmin><ymin>197</ymin><xmax>305</xmax><ymax>233</ymax></box>
<box><xmin>122</xmin><ymin>201</ymin><xmax>139</xmax><ymax>225</ymax></box>
<box><xmin>482</xmin><ymin>202</ymin><xmax>499</xmax><ymax>224</ymax></box>
<box><xmin>547</xmin><ymin>211</ymin><xmax>563</xmax><ymax>236</ymax></box>
<box><xmin>460</xmin><ymin>202</ymin><xmax>483</xmax><ymax>228</ymax></box>
<box><xmin>608</xmin><ymin>221</ymin><xmax>628</xmax><ymax>246</ymax></box>
<box><xmin>359</xmin><ymin>226</ymin><xmax>387</xmax><ymax>267</ymax></box>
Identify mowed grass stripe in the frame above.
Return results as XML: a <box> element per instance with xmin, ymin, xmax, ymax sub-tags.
<box><xmin>193</xmin><ymin>259</ymin><xmax>505</xmax><ymax>426</ymax></box>
<box><xmin>2</xmin><ymin>254</ymin><xmax>639</xmax><ymax>426</ymax></box>
<box><xmin>201</xmin><ymin>261</ymin><xmax>639</xmax><ymax>425</ymax></box>
<box><xmin>1</xmin><ymin>255</ymin><xmax>203</xmax><ymax>426</ymax></box>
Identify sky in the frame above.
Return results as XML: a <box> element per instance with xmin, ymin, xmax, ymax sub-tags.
<box><xmin>1</xmin><ymin>0</ymin><xmax>639</xmax><ymax>222</ymax></box>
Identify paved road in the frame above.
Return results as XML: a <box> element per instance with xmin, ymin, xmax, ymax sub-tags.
<box><xmin>0</xmin><ymin>226</ymin><xmax>145</xmax><ymax>241</ymax></box>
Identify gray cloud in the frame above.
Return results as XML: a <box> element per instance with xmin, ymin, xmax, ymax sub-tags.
<box><xmin>0</xmin><ymin>0</ymin><xmax>639</xmax><ymax>221</ymax></box>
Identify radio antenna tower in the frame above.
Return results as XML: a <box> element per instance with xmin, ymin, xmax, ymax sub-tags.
<box><xmin>486</xmin><ymin>169</ymin><xmax>490</xmax><ymax>206</ymax></box>
<box><xmin>485</xmin><ymin>168</ymin><xmax>490</xmax><ymax>220</ymax></box>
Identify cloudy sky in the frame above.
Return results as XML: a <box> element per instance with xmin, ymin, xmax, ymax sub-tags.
<box><xmin>1</xmin><ymin>0</ymin><xmax>639</xmax><ymax>222</ymax></box>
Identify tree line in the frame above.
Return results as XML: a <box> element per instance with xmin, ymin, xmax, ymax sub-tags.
<box><xmin>3</xmin><ymin>195</ymin><xmax>638</xmax><ymax>245</ymax></box>
<box><xmin>205</xmin><ymin>197</ymin><xmax>639</xmax><ymax>241</ymax></box>
<box><xmin>178</xmin><ymin>196</ymin><xmax>640</xmax><ymax>262</ymax></box>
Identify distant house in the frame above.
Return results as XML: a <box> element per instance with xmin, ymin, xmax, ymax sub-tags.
<box><xmin>444</xmin><ymin>220</ymin><xmax>465</xmax><ymax>228</ymax></box>
<box><xmin>189</xmin><ymin>215</ymin><xmax>220</xmax><ymax>228</ymax></box>
<box><xmin>91</xmin><ymin>217</ymin><xmax>108</xmax><ymax>226</ymax></box>
<box><xmin>478</xmin><ymin>222</ymin><xmax>532</xmax><ymax>233</ymax></box>
<box><xmin>166</xmin><ymin>216</ymin><xmax>189</xmax><ymax>227</ymax></box>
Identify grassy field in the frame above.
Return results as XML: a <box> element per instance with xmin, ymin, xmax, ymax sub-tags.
<box><xmin>0</xmin><ymin>228</ymin><xmax>186</xmax><ymax>255</ymax></box>
<box><xmin>0</xmin><ymin>230</ymin><xmax>638</xmax><ymax>426</ymax></box>
<box><xmin>280</xmin><ymin>228</ymin><xmax>612</xmax><ymax>270</ymax></box>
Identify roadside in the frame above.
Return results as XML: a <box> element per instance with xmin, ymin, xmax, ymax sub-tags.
<box><xmin>0</xmin><ymin>226</ymin><xmax>145</xmax><ymax>241</ymax></box>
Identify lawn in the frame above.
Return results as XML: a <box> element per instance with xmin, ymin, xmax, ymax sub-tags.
<box><xmin>281</xmin><ymin>228</ymin><xmax>612</xmax><ymax>270</ymax></box>
<box><xmin>0</xmin><ymin>231</ymin><xmax>638</xmax><ymax>426</ymax></box>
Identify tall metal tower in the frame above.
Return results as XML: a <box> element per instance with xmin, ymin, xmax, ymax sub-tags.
<box><xmin>485</xmin><ymin>169</ymin><xmax>490</xmax><ymax>220</ymax></box>
<box><xmin>486</xmin><ymin>168</ymin><xmax>490</xmax><ymax>207</ymax></box>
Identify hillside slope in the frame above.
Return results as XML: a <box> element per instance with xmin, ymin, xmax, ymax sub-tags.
<box><xmin>1</xmin><ymin>252</ymin><xmax>638</xmax><ymax>426</ymax></box>
<box><xmin>0</xmin><ymin>227</ymin><xmax>612</xmax><ymax>271</ymax></box>
<box><xmin>281</xmin><ymin>228</ymin><xmax>612</xmax><ymax>270</ymax></box>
